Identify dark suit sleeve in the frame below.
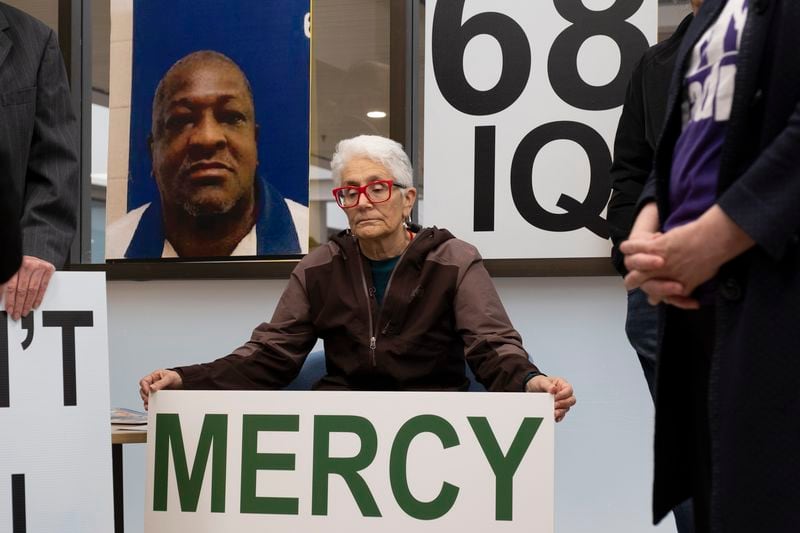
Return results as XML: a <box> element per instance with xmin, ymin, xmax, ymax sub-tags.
<box><xmin>1</xmin><ymin>182</ymin><xmax>22</xmax><ymax>282</ymax></box>
<box><xmin>607</xmin><ymin>58</ymin><xmax>653</xmax><ymax>276</ymax></box>
<box><xmin>717</xmin><ymin>100</ymin><xmax>800</xmax><ymax>261</ymax></box>
<box><xmin>20</xmin><ymin>29</ymin><xmax>79</xmax><ymax>267</ymax></box>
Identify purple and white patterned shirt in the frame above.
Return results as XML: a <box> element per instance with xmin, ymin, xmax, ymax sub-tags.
<box><xmin>665</xmin><ymin>0</ymin><xmax>749</xmax><ymax>232</ymax></box>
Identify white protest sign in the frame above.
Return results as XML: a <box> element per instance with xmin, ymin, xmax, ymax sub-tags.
<box><xmin>424</xmin><ymin>0</ymin><xmax>657</xmax><ymax>258</ymax></box>
<box><xmin>0</xmin><ymin>272</ymin><xmax>113</xmax><ymax>532</ymax></box>
<box><xmin>146</xmin><ymin>390</ymin><xmax>554</xmax><ymax>532</ymax></box>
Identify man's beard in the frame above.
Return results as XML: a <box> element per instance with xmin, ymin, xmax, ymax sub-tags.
<box><xmin>181</xmin><ymin>196</ymin><xmax>238</xmax><ymax>217</ymax></box>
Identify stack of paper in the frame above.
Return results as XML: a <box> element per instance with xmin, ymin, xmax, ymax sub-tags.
<box><xmin>111</xmin><ymin>407</ymin><xmax>148</xmax><ymax>430</ymax></box>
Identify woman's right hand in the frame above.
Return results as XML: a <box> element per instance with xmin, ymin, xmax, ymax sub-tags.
<box><xmin>139</xmin><ymin>369</ymin><xmax>183</xmax><ymax>410</ymax></box>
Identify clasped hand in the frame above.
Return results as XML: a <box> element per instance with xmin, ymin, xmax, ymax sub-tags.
<box><xmin>620</xmin><ymin>203</ymin><xmax>754</xmax><ymax>309</ymax></box>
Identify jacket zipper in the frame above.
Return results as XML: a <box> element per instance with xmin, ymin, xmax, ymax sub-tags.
<box><xmin>356</xmin><ymin>252</ymin><xmax>378</xmax><ymax>366</ymax></box>
<box><xmin>355</xmin><ymin>228</ymin><xmax>426</xmax><ymax>367</ymax></box>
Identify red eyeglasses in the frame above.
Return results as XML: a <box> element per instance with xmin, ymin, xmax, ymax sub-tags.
<box><xmin>331</xmin><ymin>179</ymin><xmax>406</xmax><ymax>208</ymax></box>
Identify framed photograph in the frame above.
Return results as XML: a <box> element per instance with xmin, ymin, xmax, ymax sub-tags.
<box><xmin>106</xmin><ymin>0</ymin><xmax>310</xmax><ymax>261</ymax></box>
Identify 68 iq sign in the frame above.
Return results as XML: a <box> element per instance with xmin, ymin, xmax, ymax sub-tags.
<box><xmin>423</xmin><ymin>0</ymin><xmax>656</xmax><ymax>259</ymax></box>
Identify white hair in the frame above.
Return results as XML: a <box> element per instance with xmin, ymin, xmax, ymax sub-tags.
<box><xmin>330</xmin><ymin>135</ymin><xmax>413</xmax><ymax>188</ymax></box>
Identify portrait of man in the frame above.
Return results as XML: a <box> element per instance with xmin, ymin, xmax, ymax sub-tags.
<box><xmin>107</xmin><ymin>51</ymin><xmax>307</xmax><ymax>258</ymax></box>
<box><xmin>105</xmin><ymin>0</ymin><xmax>309</xmax><ymax>260</ymax></box>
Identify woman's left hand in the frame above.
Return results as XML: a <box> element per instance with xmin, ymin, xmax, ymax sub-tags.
<box><xmin>526</xmin><ymin>375</ymin><xmax>576</xmax><ymax>423</ymax></box>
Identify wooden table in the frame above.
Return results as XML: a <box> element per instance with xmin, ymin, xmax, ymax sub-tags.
<box><xmin>112</xmin><ymin>427</ymin><xmax>147</xmax><ymax>445</ymax></box>
<box><xmin>112</xmin><ymin>427</ymin><xmax>147</xmax><ymax>533</ymax></box>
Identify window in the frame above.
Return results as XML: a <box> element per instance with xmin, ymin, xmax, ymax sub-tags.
<box><xmin>78</xmin><ymin>0</ymin><xmax>693</xmax><ymax>271</ymax></box>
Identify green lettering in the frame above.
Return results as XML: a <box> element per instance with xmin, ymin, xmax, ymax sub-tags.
<box><xmin>311</xmin><ymin>415</ymin><xmax>381</xmax><ymax>517</ymax></box>
<box><xmin>240</xmin><ymin>414</ymin><xmax>300</xmax><ymax>515</ymax></box>
<box><xmin>389</xmin><ymin>415</ymin><xmax>460</xmax><ymax>520</ymax></box>
<box><xmin>153</xmin><ymin>413</ymin><xmax>228</xmax><ymax>512</ymax></box>
<box><xmin>468</xmin><ymin>416</ymin><xmax>542</xmax><ymax>521</ymax></box>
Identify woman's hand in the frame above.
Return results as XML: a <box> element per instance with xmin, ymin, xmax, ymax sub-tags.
<box><xmin>526</xmin><ymin>375</ymin><xmax>576</xmax><ymax>422</ymax></box>
<box><xmin>139</xmin><ymin>369</ymin><xmax>183</xmax><ymax>410</ymax></box>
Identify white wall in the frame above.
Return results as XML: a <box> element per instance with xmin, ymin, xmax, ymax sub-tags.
<box><xmin>91</xmin><ymin>104</ymin><xmax>109</xmax><ymax>187</ymax></box>
<box><xmin>107</xmin><ymin>276</ymin><xmax>676</xmax><ymax>533</ymax></box>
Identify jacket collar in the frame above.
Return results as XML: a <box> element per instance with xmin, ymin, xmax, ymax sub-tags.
<box><xmin>670</xmin><ymin>12</ymin><xmax>695</xmax><ymax>47</ymax></box>
<box><xmin>717</xmin><ymin>0</ymin><xmax>774</xmax><ymax>186</ymax></box>
<box><xmin>331</xmin><ymin>225</ymin><xmax>455</xmax><ymax>268</ymax></box>
<box><xmin>125</xmin><ymin>175</ymin><xmax>300</xmax><ymax>258</ymax></box>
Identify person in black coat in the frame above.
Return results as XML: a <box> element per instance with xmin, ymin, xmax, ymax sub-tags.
<box><xmin>608</xmin><ymin>10</ymin><xmax>696</xmax><ymax>277</ymax></box>
<box><xmin>0</xmin><ymin>2</ymin><xmax>79</xmax><ymax>320</ymax></box>
<box><xmin>607</xmin><ymin>5</ymin><xmax>700</xmax><ymax>533</ymax></box>
<box><xmin>622</xmin><ymin>0</ymin><xmax>800</xmax><ymax>531</ymax></box>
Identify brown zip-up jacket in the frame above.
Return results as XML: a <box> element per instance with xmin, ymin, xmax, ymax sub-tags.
<box><xmin>176</xmin><ymin>226</ymin><xmax>541</xmax><ymax>391</ymax></box>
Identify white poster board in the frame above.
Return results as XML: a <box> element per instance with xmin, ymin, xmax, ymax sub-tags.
<box><xmin>424</xmin><ymin>0</ymin><xmax>657</xmax><ymax>259</ymax></box>
<box><xmin>0</xmin><ymin>272</ymin><xmax>113</xmax><ymax>532</ymax></box>
<box><xmin>146</xmin><ymin>390</ymin><xmax>554</xmax><ymax>532</ymax></box>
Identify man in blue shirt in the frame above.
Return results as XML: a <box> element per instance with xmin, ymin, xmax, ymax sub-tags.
<box><xmin>106</xmin><ymin>51</ymin><xmax>306</xmax><ymax>258</ymax></box>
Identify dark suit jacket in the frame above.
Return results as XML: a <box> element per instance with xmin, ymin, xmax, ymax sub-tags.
<box><xmin>0</xmin><ymin>2</ymin><xmax>78</xmax><ymax>268</ymax></box>
<box><xmin>642</xmin><ymin>1</ymin><xmax>800</xmax><ymax>530</ymax></box>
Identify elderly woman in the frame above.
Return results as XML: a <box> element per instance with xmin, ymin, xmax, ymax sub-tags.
<box><xmin>140</xmin><ymin>135</ymin><xmax>576</xmax><ymax>421</ymax></box>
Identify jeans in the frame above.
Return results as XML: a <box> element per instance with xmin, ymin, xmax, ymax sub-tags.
<box><xmin>626</xmin><ymin>289</ymin><xmax>695</xmax><ymax>533</ymax></box>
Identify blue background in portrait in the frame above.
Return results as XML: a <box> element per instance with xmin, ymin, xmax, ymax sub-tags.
<box><xmin>128</xmin><ymin>0</ymin><xmax>310</xmax><ymax>211</ymax></box>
